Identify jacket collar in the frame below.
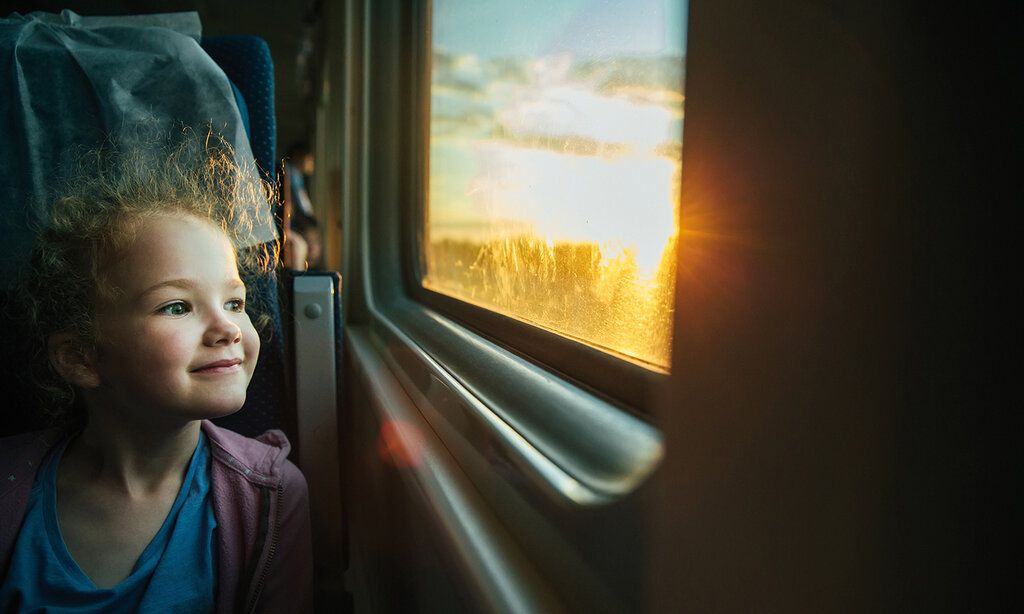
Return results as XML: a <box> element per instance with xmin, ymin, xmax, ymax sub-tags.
<box><xmin>1</xmin><ymin>421</ymin><xmax>291</xmax><ymax>497</ymax></box>
<box><xmin>200</xmin><ymin>420</ymin><xmax>291</xmax><ymax>488</ymax></box>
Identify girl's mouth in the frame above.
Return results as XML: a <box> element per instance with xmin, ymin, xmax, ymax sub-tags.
<box><xmin>191</xmin><ymin>358</ymin><xmax>243</xmax><ymax>374</ymax></box>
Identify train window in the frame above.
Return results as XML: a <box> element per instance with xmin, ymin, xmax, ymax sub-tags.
<box><xmin>421</xmin><ymin>0</ymin><xmax>687</xmax><ymax>373</ymax></box>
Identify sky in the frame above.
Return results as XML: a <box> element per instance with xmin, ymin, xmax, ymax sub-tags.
<box><xmin>428</xmin><ymin>0</ymin><xmax>689</xmax><ymax>278</ymax></box>
<box><xmin>433</xmin><ymin>0</ymin><xmax>687</xmax><ymax>59</ymax></box>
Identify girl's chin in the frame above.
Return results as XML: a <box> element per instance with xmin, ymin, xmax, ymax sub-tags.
<box><xmin>177</xmin><ymin>398</ymin><xmax>247</xmax><ymax>422</ymax></box>
<box><xmin>200</xmin><ymin>402</ymin><xmax>246</xmax><ymax>420</ymax></box>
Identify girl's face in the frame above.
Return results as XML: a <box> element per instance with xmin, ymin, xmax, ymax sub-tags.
<box><xmin>88</xmin><ymin>214</ymin><xmax>260</xmax><ymax>423</ymax></box>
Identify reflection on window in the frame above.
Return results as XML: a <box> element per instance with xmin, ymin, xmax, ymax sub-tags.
<box><xmin>424</xmin><ymin>0</ymin><xmax>687</xmax><ymax>370</ymax></box>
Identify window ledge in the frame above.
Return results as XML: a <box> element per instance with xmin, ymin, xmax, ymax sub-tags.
<box><xmin>364</xmin><ymin>296</ymin><xmax>664</xmax><ymax>505</ymax></box>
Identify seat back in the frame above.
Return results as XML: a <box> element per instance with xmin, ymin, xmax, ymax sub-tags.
<box><xmin>200</xmin><ymin>36</ymin><xmax>278</xmax><ymax>183</ymax></box>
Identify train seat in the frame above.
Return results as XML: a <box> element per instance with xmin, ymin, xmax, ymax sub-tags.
<box><xmin>200</xmin><ymin>35</ymin><xmax>277</xmax><ymax>183</ymax></box>
<box><xmin>196</xmin><ymin>32</ymin><xmax>292</xmax><ymax>440</ymax></box>
<box><xmin>0</xmin><ymin>11</ymin><xmax>338</xmax><ymax>450</ymax></box>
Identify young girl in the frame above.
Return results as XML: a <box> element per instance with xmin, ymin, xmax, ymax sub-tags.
<box><xmin>0</xmin><ymin>137</ymin><xmax>313</xmax><ymax>613</ymax></box>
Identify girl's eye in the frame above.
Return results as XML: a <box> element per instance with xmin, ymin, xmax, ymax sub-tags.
<box><xmin>226</xmin><ymin>299</ymin><xmax>245</xmax><ymax>312</ymax></box>
<box><xmin>158</xmin><ymin>301</ymin><xmax>190</xmax><ymax>316</ymax></box>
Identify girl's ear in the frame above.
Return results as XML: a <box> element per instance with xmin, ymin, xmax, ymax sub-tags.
<box><xmin>47</xmin><ymin>332</ymin><xmax>100</xmax><ymax>389</ymax></box>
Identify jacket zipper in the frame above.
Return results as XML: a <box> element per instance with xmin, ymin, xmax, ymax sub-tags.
<box><xmin>246</xmin><ymin>484</ymin><xmax>284</xmax><ymax>613</ymax></box>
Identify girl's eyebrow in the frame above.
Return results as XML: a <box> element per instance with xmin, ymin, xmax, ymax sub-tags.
<box><xmin>137</xmin><ymin>278</ymin><xmax>244</xmax><ymax>300</ymax></box>
<box><xmin>137</xmin><ymin>278</ymin><xmax>195</xmax><ymax>300</ymax></box>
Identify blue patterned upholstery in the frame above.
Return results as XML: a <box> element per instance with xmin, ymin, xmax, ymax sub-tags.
<box><xmin>229</xmin><ymin>81</ymin><xmax>252</xmax><ymax>139</ymax></box>
<box><xmin>200</xmin><ymin>36</ymin><xmax>277</xmax><ymax>183</ymax></box>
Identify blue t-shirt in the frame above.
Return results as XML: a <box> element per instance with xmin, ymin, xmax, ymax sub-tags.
<box><xmin>0</xmin><ymin>432</ymin><xmax>217</xmax><ymax>613</ymax></box>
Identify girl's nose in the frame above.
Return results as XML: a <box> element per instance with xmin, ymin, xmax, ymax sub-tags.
<box><xmin>204</xmin><ymin>312</ymin><xmax>242</xmax><ymax>346</ymax></box>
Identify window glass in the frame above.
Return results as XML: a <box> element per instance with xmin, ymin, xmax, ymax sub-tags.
<box><xmin>424</xmin><ymin>0</ymin><xmax>687</xmax><ymax>370</ymax></box>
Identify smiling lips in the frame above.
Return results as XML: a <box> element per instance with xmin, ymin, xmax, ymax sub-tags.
<box><xmin>191</xmin><ymin>358</ymin><xmax>243</xmax><ymax>374</ymax></box>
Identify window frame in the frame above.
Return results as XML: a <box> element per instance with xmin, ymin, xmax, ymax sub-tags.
<box><xmin>347</xmin><ymin>0</ymin><xmax>667</xmax><ymax>506</ymax></box>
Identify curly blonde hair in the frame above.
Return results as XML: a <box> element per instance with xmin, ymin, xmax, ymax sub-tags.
<box><xmin>18</xmin><ymin>130</ymin><xmax>279</xmax><ymax>422</ymax></box>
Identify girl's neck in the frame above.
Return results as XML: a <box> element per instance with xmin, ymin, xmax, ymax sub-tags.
<box><xmin>64</xmin><ymin>411</ymin><xmax>202</xmax><ymax>496</ymax></box>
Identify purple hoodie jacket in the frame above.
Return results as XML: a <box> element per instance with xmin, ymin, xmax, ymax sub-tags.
<box><xmin>0</xmin><ymin>420</ymin><xmax>313</xmax><ymax>613</ymax></box>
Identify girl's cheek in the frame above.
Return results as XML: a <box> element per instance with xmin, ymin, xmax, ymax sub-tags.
<box><xmin>245</xmin><ymin>321</ymin><xmax>260</xmax><ymax>354</ymax></box>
